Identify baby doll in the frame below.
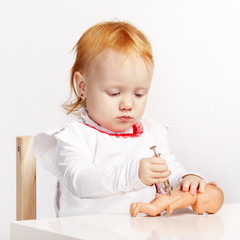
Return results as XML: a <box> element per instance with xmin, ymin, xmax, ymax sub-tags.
<box><xmin>130</xmin><ymin>183</ymin><xmax>224</xmax><ymax>217</ymax></box>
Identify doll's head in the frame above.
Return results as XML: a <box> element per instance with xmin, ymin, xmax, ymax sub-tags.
<box><xmin>63</xmin><ymin>21</ymin><xmax>154</xmax><ymax>132</ymax></box>
<box><xmin>192</xmin><ymin>184</ymin><xmax>224</xmax><ymax>214</ymax></box>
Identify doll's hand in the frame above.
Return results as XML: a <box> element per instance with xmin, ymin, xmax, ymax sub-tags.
<box><xmin>179</xmin><ymin>175</ymin><xmax>207</xmax><ymax>195</ymax></box>
<box><xmin>139</xmin><ymin>157</ymin><xmax>171</xmax><ymax>186</ymax></box>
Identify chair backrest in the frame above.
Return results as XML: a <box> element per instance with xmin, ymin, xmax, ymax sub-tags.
<box><xmin>16</xmin><ymin>136</ymin><xmax>36</xmax><ymax>220</ymax></box>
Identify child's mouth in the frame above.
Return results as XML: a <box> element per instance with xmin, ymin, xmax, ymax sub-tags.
<box><xmin>117</xmin><ymin>116</ymin><xmax>133</xmax><ymax>122</ymax></box>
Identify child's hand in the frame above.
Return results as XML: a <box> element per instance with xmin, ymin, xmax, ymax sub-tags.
<box><xmin>139</xmin><ymin>157</ymin><xmax>171</xmax><ymax>186</ymax></box>
<box><xmin>179</xmin><ymin>175</ymin><xmax>209</xmax><ymax>195</ymax></box>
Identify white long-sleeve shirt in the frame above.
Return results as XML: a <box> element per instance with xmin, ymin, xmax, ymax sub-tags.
<box><xmin>33</xmin><ymin>107</ymin><xmax>202</xmax><ymax>217</ymax></box>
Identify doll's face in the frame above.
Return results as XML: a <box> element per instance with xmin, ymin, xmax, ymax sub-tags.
<box><xmin>75</xmin><ymin>49</ymin><xmax>153</xmax><ymax>132</ymax></box>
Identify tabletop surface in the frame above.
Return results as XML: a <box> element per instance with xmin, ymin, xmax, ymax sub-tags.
<box><xmin>11</xmin><ymin>203</ymin><xmax>240</xmax><ymax>240</ymax></box>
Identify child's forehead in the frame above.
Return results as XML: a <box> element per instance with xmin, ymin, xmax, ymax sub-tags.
<box><xmin>88</xmin><ymin>48</ymin><xmax>151</xmax><ymax>72</ymax></box>
<box><xmin>85</xmin><ymin>49</ymin><xmax>153</xmax><ymax>88</ymax></box>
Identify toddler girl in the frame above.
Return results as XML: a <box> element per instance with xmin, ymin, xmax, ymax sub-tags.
<box><xmin>34</xmin><ymin>21</ymin><xmax>206</xmax><ymax>217</ymax></box>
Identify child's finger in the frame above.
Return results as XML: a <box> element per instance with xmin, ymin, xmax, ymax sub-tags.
<box><xmin>151</xmin><ymin>170</ymin><xmax>171</xmax><ymax>179</ymax></box>
<box><xmin>208</xmin><ymin>181</ymin><xmax>217</xmax><ymax>186</ymax></box>
<box><xmin>153</xmin><ymin>176</ymin><xmax>169</xmax><ymax>184</ymax></box>
<box><xmin>150</xmin><ymin>164</ymin><xmax>168</xmax><ymax>172</ymax></box>
<box><xmin>190</xmin><ymin>181</ymin><xmax>199</xmax><ymax>195</ymax></box>
<box><xmin>198</xmin><ymin>180</ymin><xmax>207</xmax><ymax>193</ymax></box>
<box><xmin>181</xmin><ymin>181</ymin><xmax>191</xmax><ymax>192</ymax></box>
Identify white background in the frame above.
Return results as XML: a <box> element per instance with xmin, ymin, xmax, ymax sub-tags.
<box><xmin>1</xmin><ymin>0</ymin><xmax>240</xmax><ymax>239</ymax></box>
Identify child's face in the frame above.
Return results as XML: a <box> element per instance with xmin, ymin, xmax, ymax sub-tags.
<box><xmin>75</xmin><ymin>49</ymin><xmax>153</xmax><ymax>132</ymax></box>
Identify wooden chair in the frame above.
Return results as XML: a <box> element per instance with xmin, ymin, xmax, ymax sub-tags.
<box><xmin>16</xmin><ymin>136</ymin><xmax>36</xmax><ymax>220</ymax></box>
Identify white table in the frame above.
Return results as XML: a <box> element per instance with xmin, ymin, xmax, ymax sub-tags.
<box><xmin>11</xmin><ymin>203</ymin><xmax>240</xmax><ymax>240</ymax></box>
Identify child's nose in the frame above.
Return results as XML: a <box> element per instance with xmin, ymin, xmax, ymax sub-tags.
<box><xmin>119</xmin><ymin>96</ymin><xmax>133</xmax><ymax>111</ymax></box>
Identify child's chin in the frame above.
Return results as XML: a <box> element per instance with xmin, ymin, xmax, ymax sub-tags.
<box><xmin>109</xmin><ymin>125</ymin><xmax>130</xmax><ymax>133</ymax></box>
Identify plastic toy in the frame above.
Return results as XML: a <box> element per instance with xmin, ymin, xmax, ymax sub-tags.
<box><xmin>130</xmin><ymin>183</ymin><xmax>224</xmax><ymax>217</ymax></box>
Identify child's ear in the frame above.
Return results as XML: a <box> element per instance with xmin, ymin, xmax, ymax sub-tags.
<box><xmin>74</xmin><ymin>71</ymin><xmax>86</xmax><ymax>100</ymax></box>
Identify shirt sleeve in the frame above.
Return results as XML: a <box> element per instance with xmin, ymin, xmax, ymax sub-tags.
<box><xmin>55</xmin><ymin>139</ymin><xmax>146</xmax><ymax>199</ymax></box>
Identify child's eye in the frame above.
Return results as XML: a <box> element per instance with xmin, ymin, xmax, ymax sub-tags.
<box><xmin>106</xmin><ymin>89</ymin><xmax>120</xmax><ymax>96</ymax></box>
<box><xmin>135</xmin><ymin>93</ymin><xmax>144</xmax><ymax>97</ymax></box>
<box><xmin>109</xmin><ymin>92</ymin><xmax>120</xmax><ymax>96</ymax></box>
<box><xmin>135</xmin><ymin>89</ymin><xmax>147</xmax><ymax>98</ymax></box>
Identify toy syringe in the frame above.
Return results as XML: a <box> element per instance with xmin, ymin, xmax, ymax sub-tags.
<box><xmin>150</xmin><ymin>146</ymin><xmax>173</xmax><ymax>195</ymax></box>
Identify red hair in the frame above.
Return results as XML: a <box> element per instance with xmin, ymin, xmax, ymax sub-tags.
<box><xmin>63</xmin><ymin>21</ymin><xmax>154</xmax><ymax>115</ymax></box>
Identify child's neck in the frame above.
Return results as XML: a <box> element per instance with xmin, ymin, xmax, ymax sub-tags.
<box><xmin>80</xmin><ymin>106</ymin><xmax>134</xmax><ymax>135</ymax></box>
